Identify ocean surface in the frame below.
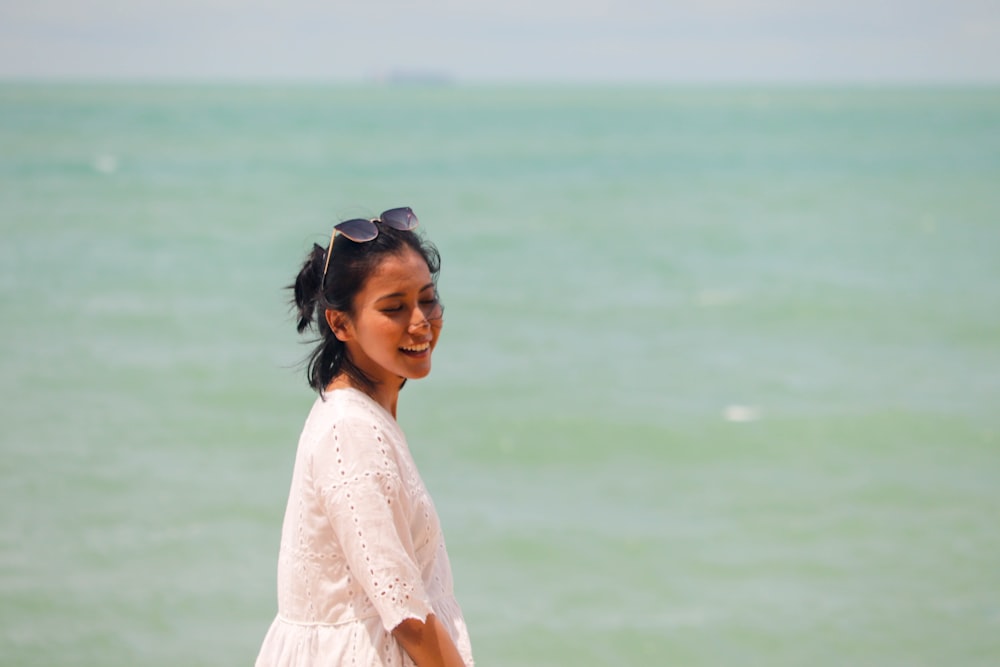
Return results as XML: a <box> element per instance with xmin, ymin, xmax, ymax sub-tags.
<box><xmin>1</xmin><ymin>83</ymin><xmax>998</xmax><ymax>666</ymax></box>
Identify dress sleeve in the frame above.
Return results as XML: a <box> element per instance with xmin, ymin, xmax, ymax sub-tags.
<box><xmin>310</xmin><ymin>412</ymin><xmax>433</xmax><ymax>633</ymax></box>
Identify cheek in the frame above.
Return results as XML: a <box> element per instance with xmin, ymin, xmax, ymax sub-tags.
<box><xmin>358</xmin><ymin>317</ymin><xmax>398</xmax><ymax>347</ymax></box>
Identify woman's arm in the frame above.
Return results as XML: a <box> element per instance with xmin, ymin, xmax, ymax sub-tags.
<box><xmin>393</xmin><ymin>614</ymin><xmax>467</xmax><ymax>667</ymax></box>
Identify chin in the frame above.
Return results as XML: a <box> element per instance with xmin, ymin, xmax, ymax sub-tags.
<box><xmin>408</xmin><ymin>366</ymin><xmax>432</xmax><ymax>380</ymax></box>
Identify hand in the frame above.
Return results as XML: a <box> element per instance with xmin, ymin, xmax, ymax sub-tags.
<box><xmin>393</xmin><ymin>613</ymin><xmax>467</xmax><ymax>667</ymax></box>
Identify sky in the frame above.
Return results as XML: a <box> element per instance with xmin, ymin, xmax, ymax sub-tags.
<box><xmin>1</xmin><ymin>0</ymin><xmax>999</xmax><ymax>83</ymax></box>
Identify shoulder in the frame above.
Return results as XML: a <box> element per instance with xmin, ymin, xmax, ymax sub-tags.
<box><xmin>325</xmin><ymin>389</ymin><xmax>399</xmax><ymax>436</ymax></box>
<box><xmin>303</xmin><ymin>390</ymin><xmax>404</xmax><ymax>473</ymax></box>
<box><xmin>301</xmin><ymin>389</ymin><xmax>388</xmax><ymax>431</ymax></box>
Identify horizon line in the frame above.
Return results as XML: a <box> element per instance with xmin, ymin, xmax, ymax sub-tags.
<box><xmin>2</xmin><ymin>75</ymin><xmax>999</xmax><ymax>88</ymax></box>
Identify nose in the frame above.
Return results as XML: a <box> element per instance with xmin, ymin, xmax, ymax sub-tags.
<box><xmin>408</xmin><ymin>307</ymin><xmax>431</xmax><ymax>332</ymax></box>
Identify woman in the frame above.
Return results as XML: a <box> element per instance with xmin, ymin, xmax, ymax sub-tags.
<box><xmin>256</xmin><ymin>207</ymin><xmax>474</xmax><ymax>667</ymax></box>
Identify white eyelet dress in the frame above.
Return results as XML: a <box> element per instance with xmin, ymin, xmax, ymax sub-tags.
<box><xmin>255</xmin><ymin>388</ymin><xmax>475</xmax><ymax>667</ymax></box>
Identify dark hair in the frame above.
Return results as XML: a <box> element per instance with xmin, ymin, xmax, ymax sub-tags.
<box><xmin>290</xmin><ymin>223</ymin><xmax>442</xmax><ymax>395</ymax></box>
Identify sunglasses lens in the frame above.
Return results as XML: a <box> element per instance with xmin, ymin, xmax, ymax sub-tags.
<box><xmin>380</xmin><ymin>207</ymin><xmax>418</xmax><ymax>231</ymax></box>
<box><xmin>335</xmin><ymin>218</ymin><xmax>379</xmax><ymax>242</ymax></box>
<box><xmin>424</xmin><ymin>301</ymin><xmax>444</xmax><ymax>321</ymax></box>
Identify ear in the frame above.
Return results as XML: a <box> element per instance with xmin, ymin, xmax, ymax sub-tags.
<box><xmin>325</xmin><ymin>309</ymin><xmax>353</xmax><ymax>343</ymax></box>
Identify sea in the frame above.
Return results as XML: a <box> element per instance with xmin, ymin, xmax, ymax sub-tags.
<box><xmin>1</xmin><ymin>83</ymin><xmax>998</xmax><ymax>666</ymax></box>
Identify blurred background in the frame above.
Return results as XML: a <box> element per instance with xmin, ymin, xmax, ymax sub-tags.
<box><xmin>1</xmin><ymin>2</ymin><xmax>999</xmax><ymax>666</ymax></box>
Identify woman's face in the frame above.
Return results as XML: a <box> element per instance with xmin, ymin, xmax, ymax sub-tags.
<box><xmin>336</xmin><ymin>247</ymin><xmax>443</xmax><ymax>387</ymax></box>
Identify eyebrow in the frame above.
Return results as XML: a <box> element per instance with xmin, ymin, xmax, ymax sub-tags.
<box><xmin>375</xmin><ymin>282</ymin><xmax>436</xmax><ymax>302</ymax></box>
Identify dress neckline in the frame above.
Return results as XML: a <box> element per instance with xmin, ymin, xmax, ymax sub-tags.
<box><xmin>325</xmin><ymin>386</ymin><xmax>398</xmax><ymax>424</ymax></box>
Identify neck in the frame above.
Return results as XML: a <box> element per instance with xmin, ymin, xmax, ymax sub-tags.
<box><xmin>326</xmin><ymin>375</ymin><xmax>402</xmax><ymax>419</ymax></box>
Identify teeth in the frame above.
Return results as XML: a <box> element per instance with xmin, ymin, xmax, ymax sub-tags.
<box><xmin>401</xmin><ymin>343</ymin><xmax>430</xmax><ymax>352</ymax></box>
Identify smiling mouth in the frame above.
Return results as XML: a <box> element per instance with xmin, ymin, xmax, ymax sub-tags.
<box><xmin>400</xmin><ymin>342</ymin><xmax>431</xmax><ymax>354</ymax></box>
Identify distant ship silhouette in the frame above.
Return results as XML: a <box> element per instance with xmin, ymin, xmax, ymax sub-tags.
<box><xmin>372</xmin><ymin>69</ymin><xmax>454</xmax><ymax>85</ymax></box>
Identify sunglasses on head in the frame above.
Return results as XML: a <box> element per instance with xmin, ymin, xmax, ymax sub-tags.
<box><xmin>322</xmin><ymin>207</ymin><xmax>419</xmax><ymax>281</ymax></box>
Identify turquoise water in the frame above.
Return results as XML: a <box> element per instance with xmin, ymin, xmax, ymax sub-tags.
<box><xmin>1</xmin><ymin>84</ymin><xmax>999</xmax><ymax>666</ymax></box>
